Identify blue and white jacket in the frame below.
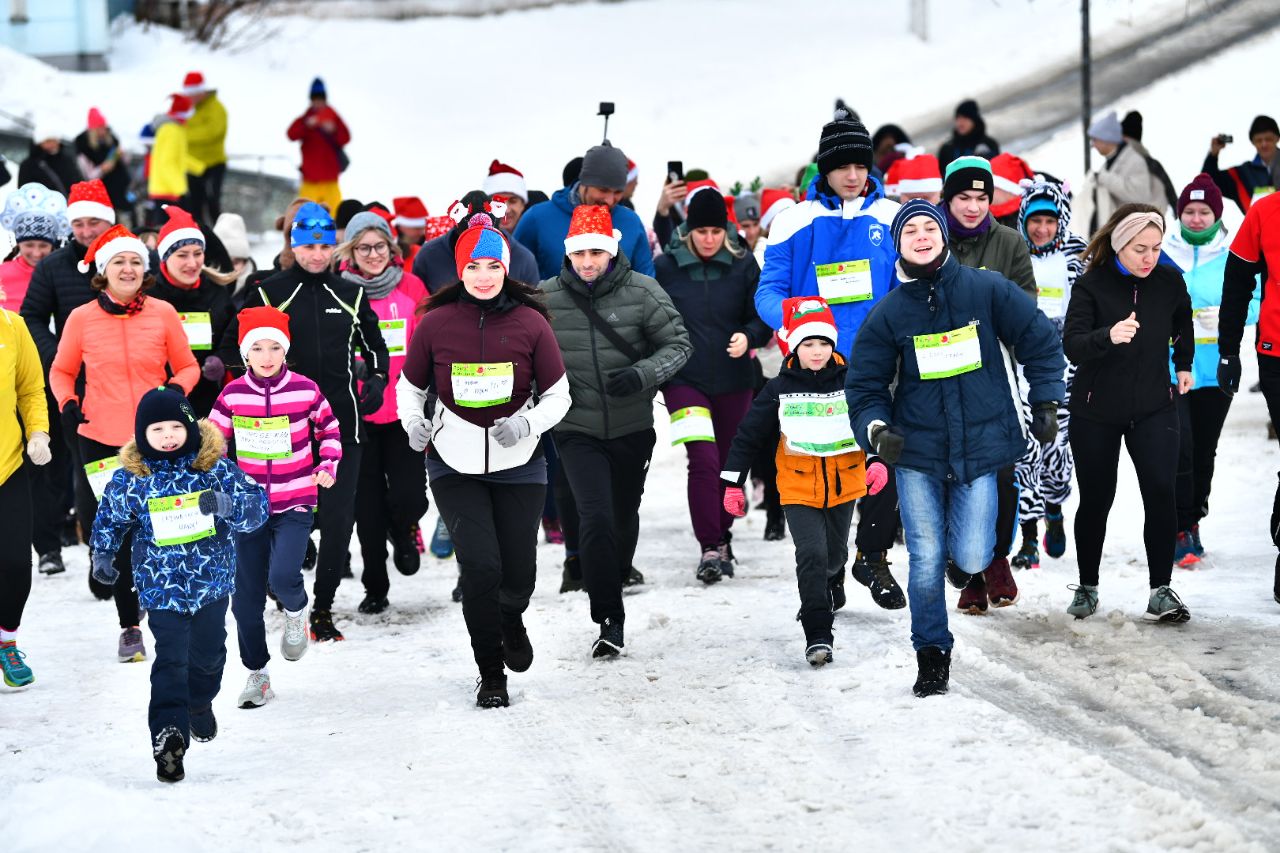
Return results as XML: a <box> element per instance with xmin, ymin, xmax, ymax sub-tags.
<box><xmin>91</xmin><ymin>421</ymin><xmax>269</xmax><ymax>615</ymax></box>
<box><xmin>756</xmin><ymin>175</ymin><xmax>900</xmax><ymax>356</ymax></box>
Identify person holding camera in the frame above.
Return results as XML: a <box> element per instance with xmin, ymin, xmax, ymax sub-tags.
<box><xmin>1202</xmin><ymin>115</ymin><xmax>1279</xmax><ymax>214</ymax></box>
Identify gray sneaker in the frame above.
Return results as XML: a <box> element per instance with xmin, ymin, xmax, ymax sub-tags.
<box><xmin>117</xmin><ymin>626</ymin><xmax>146</xmax><ymax>662</ymax></box>
<box><xmin>1066</xmin><ymin>585</ymin><xmax>1098</xmax><ymax>620</ymax></box>
<box><xmin>281</xmin><ymin>609</ymin><xmax>309</xmax><ymax>661</ymax></box>
<box><xmin>1143</xmin><ymin>585</ymin><xmax>1190</xmax><ymax>623</ymax></box>
<box><xmin>238</xmin><ymin>670</ymin><xmax>275</xmax><ymax>708</ymax></box>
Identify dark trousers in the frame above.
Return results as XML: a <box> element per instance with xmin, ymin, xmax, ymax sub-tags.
<box><xmin>542</xmin><ymin>433</ymin><xmax>559</xmax><ymax>522</ymax></box>
<box><xmin>146</xmin><ymin>596</ymin><xmax>228</xmax><ymax>745</ymax></box>
<box><xmin>187</xmin><ymin>163</ymin><xmax>226</xmax><ymax>224</ymax></box>
<box><xmin>76</xmin><ymin>436</ymin><xmax>141</xmax><ymax>628</ymax></box>
<box><xmin>554</xmin><ymin>450</ymin><xmax>581</xmax><ymax>553</ymax></box>
<box><xmin>0</xmin><ymin>466</ymin><xmax>33</xmax><ymax>629</ymax></box>
<box><xmin>1175</xmin><ymin>388</ymin><xmax>1234</xmax><ymax>531</ymax></box>
<box><xmin>784</xmin><ymin>500</ymin><xmax>856</xmax><ymax>621</ymax></box>
<box><xmin>29</xmin><ymin>387</ymin><xmax>70</xmax><ymax>555</ymax></box>
<box><xmin>355</xmin><ymin>421</ymin><xmax>429</xmax><ymax>598</ymax></box>
<box><xmin>1071</xmin><ymin>406</ymin><xmax>1179</xmax><ymax>588</ymax></box>
<box><xmin>432</xmin><ymin>476</ymin><xmax>544</xmax><ymax>672</ymax></box>
<box><xmin>313</xmin><ymin>441</ymin><xmax>362</xmax><ymax>612</ymax></box>
<box><xmin>854</xmin><ymin>470</ymin><xmax>899</xmax><ymax>553</ymax></box>
<box><xmin>993</xmin><ymin>464</ymin><xmax>1018</xmax><ymax>559</ymax></box>
<box><xmin>1260</xmin><ymin>357</ymin><xmax>1280</xmax><ymax>552</ymax></box>
<box><xmin>556</xmin><ymin>429</ymin><xmax>656</xmax><ymax>625</ymax></box>
<box><xmin>662</xmin><ymin>385</ymin><xmax>754</xmax><ymax>549</ymax></box>
<box><xmin>233</xmin><ymin>508</ymin><xmax>313</xmax><ymax>671</ymax></box>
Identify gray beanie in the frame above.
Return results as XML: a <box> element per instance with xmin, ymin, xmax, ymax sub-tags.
<box><xmin>734</xmin><ymin>192</ymin><xmax>761</xmax><ymax>223</ymax></box>
<box><xmin>578</xmin><ymin>141</ymin><xmax>629</xmax><ymax>191</ymax></box>
<box><xmin>345</xmin><ymin>210</ymin><xmax>393</xmax><ymax>242</ymax></box>
<box><xmin>1087</xmin><ymin>110</ymin><xmax>1123</xmax><ymax>144</ymax></box>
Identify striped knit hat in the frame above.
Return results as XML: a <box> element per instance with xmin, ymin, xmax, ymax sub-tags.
<box><xmin>891</xmin><ymin>198</ymin><xmax>950</xmax><ymax>253</ymax></box>
<box><xmin>943</xmin><ymin>155</ymin><xmax>994</xmax><ymax>203</ymax></box>
<box><xmin>817</xmin><ymin>107</ymin><xmax>873</xmax><ymax>176</ymax></box>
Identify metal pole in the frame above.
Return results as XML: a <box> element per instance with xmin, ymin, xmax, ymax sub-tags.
<box><xmin>1082</xmin><ymin>0</ymin><xmax>1092</xmax><ymax>173</ymax></box>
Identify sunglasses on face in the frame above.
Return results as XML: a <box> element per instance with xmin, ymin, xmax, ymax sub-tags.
<box><xmin>292</xmin><ymin>218</ymin><xmax>334</xmax><ymax>232</ymax></box>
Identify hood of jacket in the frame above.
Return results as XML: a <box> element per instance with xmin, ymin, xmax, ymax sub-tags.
<box><xmin>662</xmin><ymin>224</ymin><xmax>743</xmax><ymax>273</ymax></box>
<box><xmin>778</xmin><ymin>350</ymin><xmax>848</xmax><ymax>384</ymax></box>
<box><xmin>1017</xmin><ymin>180</ymin><xmax>1075</xmax><ymax>254</ymax></box>
<box><xmin>119</xmin><ymin>419</ymin><xmax>224</xmax><ymax>477</ymax></box>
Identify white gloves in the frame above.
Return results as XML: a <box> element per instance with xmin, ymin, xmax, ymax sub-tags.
<box><xmin>27</xmin><ymin>432</ymin><xmax>51</xmax><ymax>466</ymax></box>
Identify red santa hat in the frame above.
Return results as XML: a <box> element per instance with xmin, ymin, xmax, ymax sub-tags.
<box><xmin>482</xmin><ymin>160</ymin><xmax>528</xmax><ymax>202</ymax></box>
<box><xmin>780</xmin><ymin>296</ymin><xmax>838</xmax><ymax>350</ymax></box>
<box><xmin>392</xmin><ymin>196</ymin><xmax>429</xmax><ymax>229</ymax></box>
<box><xmin>168</xmin><ymin>94</ymin><xmax>195</xmax><ymax>121</ymax></box>
<box><xmin>157</xmin><ymin>205</ymin><xmax>205</xmax><ymax>262</ymax></box>
<box><xmin>181</xmin><ymin>71</ymin><xmax>208</xmax><ymax>97</ymax></box>
<box><xmin>424</xmin><ymin>215</ymin><xmax>454</xmax><ymax>242</ymax></box>
<box><xmin>563</xmin><ymin>205</ymin><xmax>621</xmax><ymax>258</ymax></box>
<box><xmin>884</xmin><ymin>148</ymin><xmax>942</xmax><ymax>197</ymax></box>
<box><xmin>758</xmin><ymin>188</ymin><xmax>796</xmax><ymax>232</ymax></box>
<box><xmin>990</xmin><ymin>153</ymin><xmax>1035</xmax><ymax>218</ymax></box>
<box><xmin>77</xmin><ymin>224</ymin><xmax>150</xmax><ymax>275</ymax></box>
<box><xmin>66</xmin><ymin>179</ymin><xmax>116</xmax><ymax>225</ymax></box>
<box><xmin>237</xmin><ymin>306</ymin><xmax>292</xmax><ymax>360</ymax></box>
<box><xmin>626</xmin><ymin>159</ymin><xmax>639</xmax><ymax>184</ymax></box>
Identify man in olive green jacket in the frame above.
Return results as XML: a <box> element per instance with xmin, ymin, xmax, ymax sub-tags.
<box><xmin>541</xmin><ymin>204</ymin><xmax>691</xmax><ymax>658</ymax></box>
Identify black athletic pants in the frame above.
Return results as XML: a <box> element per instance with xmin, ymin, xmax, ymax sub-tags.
<box><xmin>0</xmin><ymin>466</ymin><xmax>33</xmax><ymax>630</ymax></box>
<box><xmin>76</xmin><ymin>436</ymin><xmax>141</xmax><ymax>628</ymax></box>
<box><xmin>355</xmin><ymin>422</ymin><xmax>429</xmax><ymax>599</ymax></box>
<box><xmin>313</xmin><ymin>441</ymin><xmax>362</xmax><ymax>612</ymax></box>
<box><xmin>1175</xmin><ymin>388</ymin><xmax>1234</xmax><ymax>531</ymax></box>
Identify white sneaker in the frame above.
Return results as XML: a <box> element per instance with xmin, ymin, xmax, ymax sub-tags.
<box><xmin>238</xmin><ymin>670</ymin><xmax>275</xmax><ymax>708</ymax></box>
<box><xmin>282</xmin><ymin>608</ymin><xmax>309</xmax><ymax>661</ymax></box>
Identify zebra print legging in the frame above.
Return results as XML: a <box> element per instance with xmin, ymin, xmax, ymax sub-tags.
<box><xmin>1015</xmin><ymin>362</ymin><xmax>1076</xmax><ymax>522</ymax></box>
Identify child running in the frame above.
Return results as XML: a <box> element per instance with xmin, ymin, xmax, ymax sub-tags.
<box><xmin>208</xmin><ymin>306</ymin><xmax>343</xmax><ymax>708</ymax></box>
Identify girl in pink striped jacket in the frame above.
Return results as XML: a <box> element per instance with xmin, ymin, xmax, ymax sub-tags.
<box><xmin>208</xmin><ymin>306</ymin><xmax>342</xmax><ymax>708</ymax></box>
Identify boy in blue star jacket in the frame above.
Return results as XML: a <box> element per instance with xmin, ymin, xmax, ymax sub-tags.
<box><xmin>91</xmin><ymin>388</ymin><xmax>268</xmax><ymax>782</ymax></box>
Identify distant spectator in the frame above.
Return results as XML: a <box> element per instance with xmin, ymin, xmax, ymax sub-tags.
<box><xmin>74</xmin><ymin>108</ymin><xmax>132</xmax><ymax>220</ymax></box>
<box><xmin>938</xmin><ymin>99</ymin><xmax>999</xmax><ymax>168</ymax></box>
<box><xmin>181</xmin><ymin>72</ymin><xmax>229</xmax><ymax>223</ymax></box>
<box><xmin>1203</xmin><ymin>114</ymin><xmax>1280</xmax><ymax>213</ymax></box>
<box><xmin>147</xmin><ymin>95</ymin><xmax>198</xmax><ymax>227</ymax></box>
<box><xmin>1087</xmin><ymin>110</ymin><xmax>1172</xmax><ymax>231</ymax></box>
<box><xmin>18</xmin><ymin>122</ymin><xmax>82</xmax><ymax>198</ymax></box>
<box><xmin>483</xmin><ymin>160</ymin><xmax>529</xmax><ymax>234</ymax></box>
<box><xmin>286</xmin><ymin>77</ymin><xmax>350</xmax><ymax>215</ymax></box>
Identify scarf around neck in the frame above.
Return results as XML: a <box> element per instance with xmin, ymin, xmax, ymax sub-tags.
<box><xmin>97</xmin><ymin>290</ymin><xmax>146</xmax><ymax>317</ymax></box>
<box><xmin>945</xmin><ymin>208</ymin><xmax>992</xmax><ymax>240</ymax></box>
<box><xmin>340</xmin><ymin>261</ymin><xmax>403</xmax><ymax>300</ymax></box>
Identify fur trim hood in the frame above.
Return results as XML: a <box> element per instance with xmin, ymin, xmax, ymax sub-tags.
<box><xmin>119</xmin><ymin>419</ymin><xmax>225</xmax><ymax>477</ymax></box>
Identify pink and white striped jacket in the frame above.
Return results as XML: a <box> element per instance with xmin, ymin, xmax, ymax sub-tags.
<box><xmin>208</xmin><ymin>367</ymin><xmax>343</xmax><ymax>514</ymax></box>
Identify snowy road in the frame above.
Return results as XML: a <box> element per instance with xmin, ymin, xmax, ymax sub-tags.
<box><xmin>6</xmin><ymin>355</ymin><xmax>1280</xmax><ymax>853</ymax></box>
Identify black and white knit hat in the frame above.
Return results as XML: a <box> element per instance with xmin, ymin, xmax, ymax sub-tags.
<box><xmin>817</xmin><ymin>106</ymin><xmax>874</xmax><ymax>176</ymax></box>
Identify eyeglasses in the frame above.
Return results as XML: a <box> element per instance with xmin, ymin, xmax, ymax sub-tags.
<box><xmin>354</xmin><ymin>243</ymin><xmax>390</xmax><ymax>257</ymax></box>
<box><xmin>292</xmin><ymin>218</ymin><xmax>334</xmax><ymax>232</ymax></box>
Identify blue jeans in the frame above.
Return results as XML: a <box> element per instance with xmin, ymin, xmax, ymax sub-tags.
<box><xmin>233</xmin><ymin>508</ymin><xmax>313</xmax><ymax>671</ymax></box>
<box><xmin>896</xmin><ymin>468</ymin><xmax>998</xmax><ymax>652</ymax></box>
<box><xmin>147</xmin><ymin>596</ymin><xmax>229</xmax><ymax>745</ymax></box>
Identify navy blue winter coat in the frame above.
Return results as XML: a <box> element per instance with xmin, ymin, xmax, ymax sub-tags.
<box><xmin>512</xmin><ymin>184</ymin><xmax>655</xmax><ymax>281</ymax></box>
<box><xmin>846</xmin><ymin>255</ymin><xmax>1065</xmax><ymax>484</ymax></box>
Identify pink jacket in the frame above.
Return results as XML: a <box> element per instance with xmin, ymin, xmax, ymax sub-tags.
<box><xmin>362</xmin><ymin>271</ymin><xmax>426</xmax><ymax>425</ymax></box>
<box><xmin>0</xmin><ymin>257</ymin><xmax>36</xmax><ymax>314</ymax></box>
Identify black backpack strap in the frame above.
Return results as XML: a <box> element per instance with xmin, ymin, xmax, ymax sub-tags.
<box><xmin>564</xmin><ymin>285</ymin><xmax>644</xmax><ymax>363</ymax></box>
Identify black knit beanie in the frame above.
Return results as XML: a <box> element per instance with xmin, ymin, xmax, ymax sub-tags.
<box><xmin>685</xmin><ymin>188</ymin><xmax>728</xmax><ymax>230</ymax></box>
<box><xmin>135</xmin><ymin>387</ymin><xmax>201</xmax><ymax>461</ymax></box>
<box><xmin>817</xmin><ymin>107</ymin><xmax>873</xmax><ymax>176</ymax></box>
<box><xmin>1250</xmin><ymin>115</ymin><xmax>1280</xmax><ymax>140</ymax></box>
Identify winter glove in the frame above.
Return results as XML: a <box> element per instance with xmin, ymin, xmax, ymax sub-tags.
<box><xmin>865</xmin><ymin>461</ymin><xmax>888</xmax><ymax>496</ymax></box>
<box><xmin>1030</xmin><ymin>402</ymin><xmax>1059</xmax><ymax>445</ymax></box>
<box><xmin>359</xmin><ymin>373</ymin><xmax>387</xmax><ymax>415</ymax></box>
<box><xmin>198</xmin><ymin>490</ymin><xmax>234</xmax><ymax>518</ymax></box>
<box><xmin>61</xmin><ymin>400</ymin><xmax>88</xmax><ymax>434</ymax></box>
<box><xmin>26</xmin><ymin>432</ymin><xmax>52</xmax><ymax>466</ymax></box>
<box><xmin>604</xmin><ymin>366</ymin><xmax>645</xmax><ymax>398</ymax></box>
<box><xmin>201</xmin><ymin>355</ymin><xmax>226</xmax><ymax>384</ymax></box>
<box><xmin>723</xmin><ymin>485</ymin><xmax>747</xmax><ymax>518</ymax></box>
<box><xmin>490</xmin><ymin>416</ymin><xmax>531</xmax><ymax>449</ymax></box>
<box><xmin>870</xmin><ymin>424</ymin><xmax>905</xmax><ymax>466</ymax></box>
<box><xmin>91</xmin><ymin>551</ymin><xmax>119</xmax><ymax>586</ymax></box>
<box><xmin>405</xmin><ymin>418</ymin><xmax>431</xmax><ymax>453</ymax></box>
<box><xmin>1218</xmin><ymin>356</ymin><xmax>1241</xmax><ymax>397</ymax></box>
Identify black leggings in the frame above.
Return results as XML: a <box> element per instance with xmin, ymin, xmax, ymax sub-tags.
<box><xmin>76</xmin><ymin>436</ymin><xmax>141</xmax><ymax>629</ymax></box>
<box><xmin>1175</xmin><ymin>389</ymin><xmax>1234</xmax><ymax>531</ymax></box>
<box><xmin>1070</xmin><ymin>406</ymin><xmax>1179</xmax><ymax>588</ymax></box>
<box><xmin>355</xmin><ymin>421</ymin><xmax>429</xmax><ymax>598</ymax></box>
<box><xmin>0</xmin><ymin>466</ymin><xmax>33</xmax><ymax>630</ymax></box>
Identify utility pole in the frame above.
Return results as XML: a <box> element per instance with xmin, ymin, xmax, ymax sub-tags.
<box><xmin>909</xmin><ymin>0</ymin><xmax>929</xmax><ymax>42</ymax></box>
<box><xmin>1082</xmin><ymin>0</ymin><xmax>1092</xmax><ymax>173</ymax></box>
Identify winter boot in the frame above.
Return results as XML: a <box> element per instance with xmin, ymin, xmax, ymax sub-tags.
<box><xmin>764</xmin><ymin>505</ymin><xmax>786</xmax><ymax>541</ymax></box>
<box><xmin>696</xmin><ymin>549</ymin><xmax>722</xmax><ymax>585</ymax></box>
<box><xmin>392</xmin><ymin>529</ymin><xmax>420</xmax><ymax>576</ymax></box>
<box><xmin>189</xmin><ymin>704</ymin><xmax>218</xmax><ymax>743</ymax></box>
<box><xmin>281</xmin><ymin>608</ymin><xmax>309</xmax><ymax>662</ymax></box>
<box><xmin>985</xmin><ymin>557</ymin><xmax>1018</xmax><ymax>606</ymax></box>
<box><xmin>1043</xmin><ymin>509</ymin><xmax>1067</xmax><ymax>559</ymax></box>
<box><xmin>944</xmin><ymin>559</ymin><xmax>971</xmax><ymax>590</ymax></box>
<box><xmin>429</xmin><ymin>517</ymin><xmax>454</xmax><ymax>559</ymax></box>
<box><xmin>37</xmin><ymin>551</ymin><xmax>65</xmax><ymax>575</ymax></box>
<box><xmin>852</xmin><ymin>551</ymin><xmax>906</xmax><ymax>610</ymax></box>
<box><xmin>1174</xmin><ymin>530</ymin><xmax>1201</xmax><ymax>569</ymax></box>
<box><xmin>624</xmin><ymin>566</ymin><xmax>645</xmax><ymax>587</ymax></box>
<box><xmin>1066</xmin><ymin>584</ymin><xmax>1099</xmax><ymax>619</ymax></box>
<box><xmin>1143</xmin><ymin>586</ymin><xmax>1190</xmax><ymax>623</ymax></box>
<box><xmin>800</xmin><ymin>611</ymin><xmax>834</xmax><ymax>667</ymax></box>
<box><xmin>1</xmin><ymin>641</ymin><xmax>33</xmax><ymax>688</ymax></box>
<box><xmin>238</xmin><ymin>670</ymin><xmax>274</xmax><ymax>708</ymax></box>
<box><xmin>501</xmin><ymin>614</ymin><xmax>534</xmax><ymax>673</ymax></box>
<box><xmin>357</xmin><ymin>594</ymin><xmax>389</xmax><ymax>614</ymax></box>
<box><xmin>592</xmin><ymin>618</ymin><xmax>624</xmax><ymax>658</ymax></box>
<box><xmin>828</xmin><ymin>567</ymin><xmax>847</xmax><ymax>612</ymax></box>
<box><xmin>118</xmin><ymin>626</ymin><xmax>146</xmax><ymax>662</ymax></box>
<box><xmin>476</xmin><ymin>669</ymin><xmax>509</xmax><ymax>708</ymax></box>
<box><xmin>912</xmin><ymin>647</ymin><xmax>951</xmax><ymax>698</ymax></box>
<box><xmin>541</xmin><ymin>516</ymin><xmax>565</xmax><ymax>545</ymax></box>
<box><xmin>153</xmin><ymin>727</ymin><xmax>186</xmax><ymax>783</ymax></box>
<box><xmin>957</xmin><ymin>573</ymin><xmax>988</xmax><ymax>615</ymax></box>
<box><xmin>1011</xmin><ymin>538</ymin><xmax>1040</xmax><ymax>570</ymax></box>
<box><xmin>560</xmin><ymin>554</ymin><xmax>583</xmax><ymax>594</ymax></box>
<box><xmin>309</xmin><ymin>609</ymin><xmax>345</xmax><ymax>642</ymax></box>
<box><xmin>717</xmin><ymin>534</ymin><xmax>736</xmax><ymax>578</ymax></box>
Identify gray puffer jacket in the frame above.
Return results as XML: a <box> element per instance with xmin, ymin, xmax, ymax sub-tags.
<box><xmin>542</xmin><ymin>251</ymin><xmax>692</xmax><ymax>439</ymax></box>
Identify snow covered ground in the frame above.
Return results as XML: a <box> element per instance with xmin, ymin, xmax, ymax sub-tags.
<box><xmin>5</xmin><ymin>352</ymin><xmax>1279</xmax><ymax>852</ymax></box>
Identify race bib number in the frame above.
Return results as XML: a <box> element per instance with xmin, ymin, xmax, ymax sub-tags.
<box><xmin>379</xmin><ymin>319</ymin><xmax>407</xmax><ymax>356</ymax></box>
<box><xmin>85</xmin><ymin>456</ymin><xmax>122</xmax><ymax>501</ymax></box>
<box><xmin>178</xmin><ymin>312</ymin><xmax>213</xmax><ymax>351</ymax></box>
<box><xmin>669</xmin><ymin>406</ymin><xmax>714</xmax><ymax>446</ymax></box>
<box><xmin>779</xmin><ymin>392</ymin><xmax>859</xmax><ymax>457</ymax></box>
<box><xmin>815</xmin><ymin>259</ymin><xmax>873</xmax><ymax>305</ymax></box>
<box><xmin>1192</xmin><ymin>308</ymin><xmax>1218</xmax><ymax>345</ymax></box>
<box><xmin>914</xmin><ymin>324</ymin><xmax>982</xmax><ymax>380</ymax></box>
<box><xmin>1037</xmin><ymin>286</ymin><xmax>1065</xmax><ymax>318</ymax></box>
<box><xmin>451</xmin><ymin>362</ymin><xmax>514</xmax><ymax>408</ymax></box>
<box><xmin>232</xmin><ymin>415</ymin><xmax>294</xmax><ymax>460</ymax></box>
<box><xmin>148</xmin><ymin>492</ymin><xmax>215</xmax><ymax>547</ymax></box>
<box><xmin>1253</xmin><ymin>186</ymin><xmax>1276</xmax><ymax>201</ymax></box>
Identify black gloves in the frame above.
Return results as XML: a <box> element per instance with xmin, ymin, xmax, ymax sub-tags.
<box><xmin>605</xmin><ymin>367</ymin><xmax>645</xmax><ymax>398</ymax></box>
<box><xmin>1217</xmin><ymin>356</ymin><xmax>1241</xmax><ymax>397</ymax></box>
<box><xmin>1030</xmin><ymin>402</ymin><xmax>1059</xmax><ymax>444</ymax></box>
<box><xmin>61</xmin><ymin>400</ymin><xmax>88</xmax><ymax>435</ymax></box>
<box><xmin>359</xmin><ymin>373</ymin><xmax>387</xmax><ymax>415</ymax></box>
<box><xmin>869</xmin><ymin>424</ymin><xmax>905</xmax><ymax>465</ymax></box>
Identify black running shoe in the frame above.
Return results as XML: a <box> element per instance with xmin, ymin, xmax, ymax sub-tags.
<box><xmin>476</xmin><ymin>670</ymin><xmax>509</xmax><ymax>708</ymax></box>
<box><xmin>501</xmin><ymin>615</ymin><xmax>534</xmax><ymax>673</ymax></box>
<box><xmin>357</xmin><ymin>595</ymin><xmax>389</xmax><ymax>615</ymax></box>
<box><xmin>153</xmin><ymin>726</ymin><xmax>186</xmax><ymax>783</ymax></box>
<box><xmin>309</xmin><ymin>609</ymin><xmax>345</xmax><ymax>642</ymax></box>
<box><xmin>913</xmin><ymin>647</ymin><xmax>951</xmax><ymax>698</ymax></box>
<box><xmin>592</xmin><ymin>618</ymin><xmax>624</xmax><ymax>658</ymax></box>
<box><xmin>189</xmin><ymin>705</ymin><xmax>217</xmax><ymax>743</ymax></box>
<box><xmin>944</xmin><ymin>559</ymin><xmax>970</xmax><ymax>590</ymax></box>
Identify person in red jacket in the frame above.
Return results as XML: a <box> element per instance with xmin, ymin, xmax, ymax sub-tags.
<box><xmin>286</xmin><ymin>77</ymin><xmax>350</xmax><ymax>216</ymax></box>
